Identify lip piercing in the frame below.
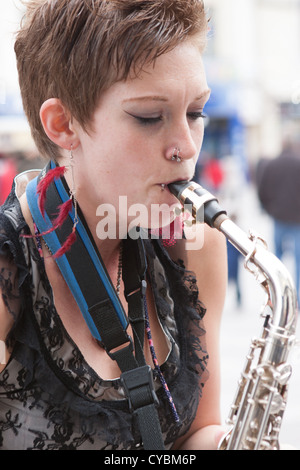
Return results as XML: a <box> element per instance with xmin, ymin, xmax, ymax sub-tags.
<box><xmin>161</xmin><ymin>184</ymin><xmax>166</xmax><ymax>191</ymax></box>
<box><xmin>171</xmin><ymin>147</ymin><xmax>182</xmax><ymax>162</ymax></box>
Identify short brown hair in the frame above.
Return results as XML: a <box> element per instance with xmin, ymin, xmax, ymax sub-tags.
<box><xmin>15</xmin><ymin>0</ymin><xmax>208</xmax><ymax>160</ymax></box>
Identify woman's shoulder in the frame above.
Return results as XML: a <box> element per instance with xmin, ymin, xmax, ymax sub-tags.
<box><xmin>0</xmin><ymin>169</ymin><xmax>42</xmax><ymax>258</ymax></box>
<box><xmin>0</xmin><ymin>186</ymin><xmax>29</xmax><ymax>364</ymax></box>
<box><xmin>0</xmin><ymin>181</ymin><xmax>34</xmax><ymax>322</ymax></box>
<box><xmin>0</xmin><ymin>190</ymin><xmax>25</xmax><ymax>252</ymax></box>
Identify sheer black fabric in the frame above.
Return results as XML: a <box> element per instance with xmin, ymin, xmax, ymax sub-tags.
<box><xmin>0</xmin><ymin>176</ymin><xmax>208</xmax><ymax>450</ymax></box>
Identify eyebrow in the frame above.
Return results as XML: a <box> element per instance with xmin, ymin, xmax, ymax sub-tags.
<box><xmin>122</xmin><ymin>89</ymin><xmax>211</xmax><ymax>104</ymax></box>
<box><xmin>196</xmin><ymin>89</ymin><xmax>211</xmax><ymax>100</ymax></box>
<box><xmin>122</xmin><ymin>96</ymin><xmax>168</xmax><ymax>104</ymax></box>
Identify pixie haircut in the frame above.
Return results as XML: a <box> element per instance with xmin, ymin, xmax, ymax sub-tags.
<box><xmin>15</xmin><ymin>0</ymin><xmax>208</xmax><ymax>160</ymax></box>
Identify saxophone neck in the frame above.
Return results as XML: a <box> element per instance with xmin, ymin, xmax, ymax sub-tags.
<box><xmin>168</xmin><ymin>180</ymin><xmax>298</xmax><ymax>335</ymax></box>
<box><xmin>219</xmin><ymin>217</ymin><xmax>297</xmax><ymax>336</ymax></box>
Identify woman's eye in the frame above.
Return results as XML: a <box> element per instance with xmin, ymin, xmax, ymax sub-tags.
<box><xmin>187</xmin><ymin>111</ymin><xmax>207</xmax><ymax>121</ymax></box>
<box><xmin>136</xmin><ymin>116</ymin><xmax>163</xmax><ymax>126</ymax></box>
<box><xmin>125</xmin><ymin>110</ymin><xmax>206</xmax><ymax>126</ymax></box>
<box><xmin>126</xmin><ymin>112</ymin><xmax>163</xmax><ymax>126</ymax></box>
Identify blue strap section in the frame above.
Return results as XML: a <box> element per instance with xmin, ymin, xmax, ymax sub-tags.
<box><xmin>26</xmin><ymin>175</ymin><xmax>128</xmax><ymax>342</ymax></box>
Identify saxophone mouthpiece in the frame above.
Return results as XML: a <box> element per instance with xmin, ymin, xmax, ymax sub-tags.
<box><xmin>168</xmin><ymin>180</ymin><xmax>227</xmax><ymax>228</ymax></box>
<box><xmin>168</xmin><ymin>180</ymin><xmax>190</xmax><ymax>199</ymax></box>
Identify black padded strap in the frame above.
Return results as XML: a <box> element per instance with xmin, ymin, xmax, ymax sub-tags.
<box><xmin>122</xmin><ymin>234</ymin><xmax>147</xmax><ymax>366</ymax></box>
<box><xmin>121</xmin><ymin>366</ymin><xmax>165</xmax><ymax>450</ymax></box>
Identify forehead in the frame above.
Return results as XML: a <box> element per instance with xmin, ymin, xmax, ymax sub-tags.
<box><xmin>103</xmin><ymin>39</ymin><xmax>208</xmax><ymax>104</ymax></box>
<box><xmin>147</xmin><ymin>40</ymin><xmax>205</xmax><ymax>81</ymax></box>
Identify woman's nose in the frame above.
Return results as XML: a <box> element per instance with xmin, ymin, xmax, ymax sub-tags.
<box><xmin>165</xmin><ymin>120</ymin><xmax>199</xmax><ymax>163</ymax></box>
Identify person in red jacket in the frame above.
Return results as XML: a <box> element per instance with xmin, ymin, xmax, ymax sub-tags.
<box><xmin>0</xmin><ymin>154</ymin><xmax>16</xmax><ymax>205</ymax></box>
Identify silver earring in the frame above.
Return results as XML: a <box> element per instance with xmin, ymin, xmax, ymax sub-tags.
<box><xmin>171</xmin><ymin>147</ymin><xmax>182</xmax><ymax>162</ymax></box>
<box><xmin>69</xmin><ymin>145</ymin><xmax>78</xmax><ymax>228</ymax></box>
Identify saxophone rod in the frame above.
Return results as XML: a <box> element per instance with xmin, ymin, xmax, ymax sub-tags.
<box><xmin>168</xmin><ymin>180</ymin><xmax>298</xmax><ymax>340</ymax></box>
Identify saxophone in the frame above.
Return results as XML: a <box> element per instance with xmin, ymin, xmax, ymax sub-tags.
<box><xmin>168</xmin><ymin>180</ymin><xmax>298</xmax><ymax>450</ymax></box>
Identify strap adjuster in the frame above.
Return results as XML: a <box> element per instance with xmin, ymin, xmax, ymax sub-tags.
<box><xmin>121</xmin><ymin>365</ymin><xmax>159</xmax><ymax>413</ymax></box>
<box><xmin>107</xmin><ymin>338</ymin><xmax>137</xmax><ymax>371</ymax></box>
<box><xmin>125</xmin><ymin>279</ymin><xmax>147</xmax><ymax>302</ymax></box>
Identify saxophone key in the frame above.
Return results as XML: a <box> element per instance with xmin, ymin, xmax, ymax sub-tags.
<box><xmin>274</xmin><ymin>363</ymin><xmax>292</xmax><ymax>385</ymax></box>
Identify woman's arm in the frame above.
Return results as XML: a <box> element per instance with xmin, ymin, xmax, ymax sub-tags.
<box><xmin>172</xmin><ymin>223</ymin><xmax>228</xmax><ymax>450</ymax></box>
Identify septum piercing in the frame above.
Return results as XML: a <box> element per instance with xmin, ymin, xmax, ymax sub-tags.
<box><xmin>171</xmin><ymin>147</ymin><xmax>182</xmax><ymax>163</ymax></box>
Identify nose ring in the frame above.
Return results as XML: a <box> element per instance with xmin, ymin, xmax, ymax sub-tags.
<box><xmin>171</xmin><ymin>147</ymin><xmax>182</xmax><ymax>163</ymax></box>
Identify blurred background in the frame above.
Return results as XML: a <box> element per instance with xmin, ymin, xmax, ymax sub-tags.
<box><xmin>0</xmin><ymin>0</ymin><xmax>43</xmax><ymax>206</ymax></box>
<box><xmin>201</xmin><ymin>0</ymin><xmax>300</xmax><ymax>450</ymax></box>
<box><xmin>0</xmin><ymin>0</ymin><xmax>300</xmax><ymax>449</ymax></box>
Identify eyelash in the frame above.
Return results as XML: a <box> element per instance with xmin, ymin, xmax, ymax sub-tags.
<box><xmin>130</xmin><ymin>112</ymin><xmax>206</xmax><ymax>126</ymax></box>
<box><xmin>188</xmin><ymin>111</ymin><xmax>207</xmax><ymax>121</ymax></box>
<box><xmin>135</xmin><ymin>116</ymin><xmax>163</xmax><ymax>126</ymax></box>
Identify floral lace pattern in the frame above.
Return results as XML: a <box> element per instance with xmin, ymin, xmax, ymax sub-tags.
<box><xmin>0</xmin><ymin>179</ymin><xmax>208</xmax><ymax>450</ymax></box>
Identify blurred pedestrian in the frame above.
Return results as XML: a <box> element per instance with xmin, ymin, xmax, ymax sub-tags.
<box><xmin>257</xmin><ymin>141</ymin><xmax>300</xmax><ymax>305</ymax></box>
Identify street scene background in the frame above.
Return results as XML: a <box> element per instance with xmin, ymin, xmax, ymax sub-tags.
<box><xmin>1</xmin><ymin>0</ymin><xmax>300</xmax><ymax>449</ymax></box>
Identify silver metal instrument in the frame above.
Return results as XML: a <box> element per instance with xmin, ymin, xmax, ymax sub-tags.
<box><xmin>168</xmin><ymin>180</ymin><xmax>298</xmax><ymax>450</ymax></box>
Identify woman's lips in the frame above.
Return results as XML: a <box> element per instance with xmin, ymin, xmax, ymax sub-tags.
<box><xmin>159</xmin><ymin>177</ymin><xmax>191</xmax><ymax>191</ymax></box>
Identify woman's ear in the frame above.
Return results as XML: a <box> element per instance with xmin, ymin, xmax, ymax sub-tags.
<box><xmin>40</xmin><ymin>98</ymin><xmax>79</xmax><ymax>150</ymax></box>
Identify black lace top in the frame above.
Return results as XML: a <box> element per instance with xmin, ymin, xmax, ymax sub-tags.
<box><xmin>0</xmin><ymin>171</ymin><xmax>208</xmax><ymax>450</ymax></box>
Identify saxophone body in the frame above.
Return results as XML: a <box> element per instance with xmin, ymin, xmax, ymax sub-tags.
<box><xmin>168</xmin><ymin>181</ymin><xmax>298</xmax><ymax>451</ymax></box>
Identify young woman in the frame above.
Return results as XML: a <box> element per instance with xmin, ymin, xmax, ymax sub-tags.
<box><xmin>0</xmin><ymin>0</ymin><xmax>227</xmax><ymax>450</ymax></box>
